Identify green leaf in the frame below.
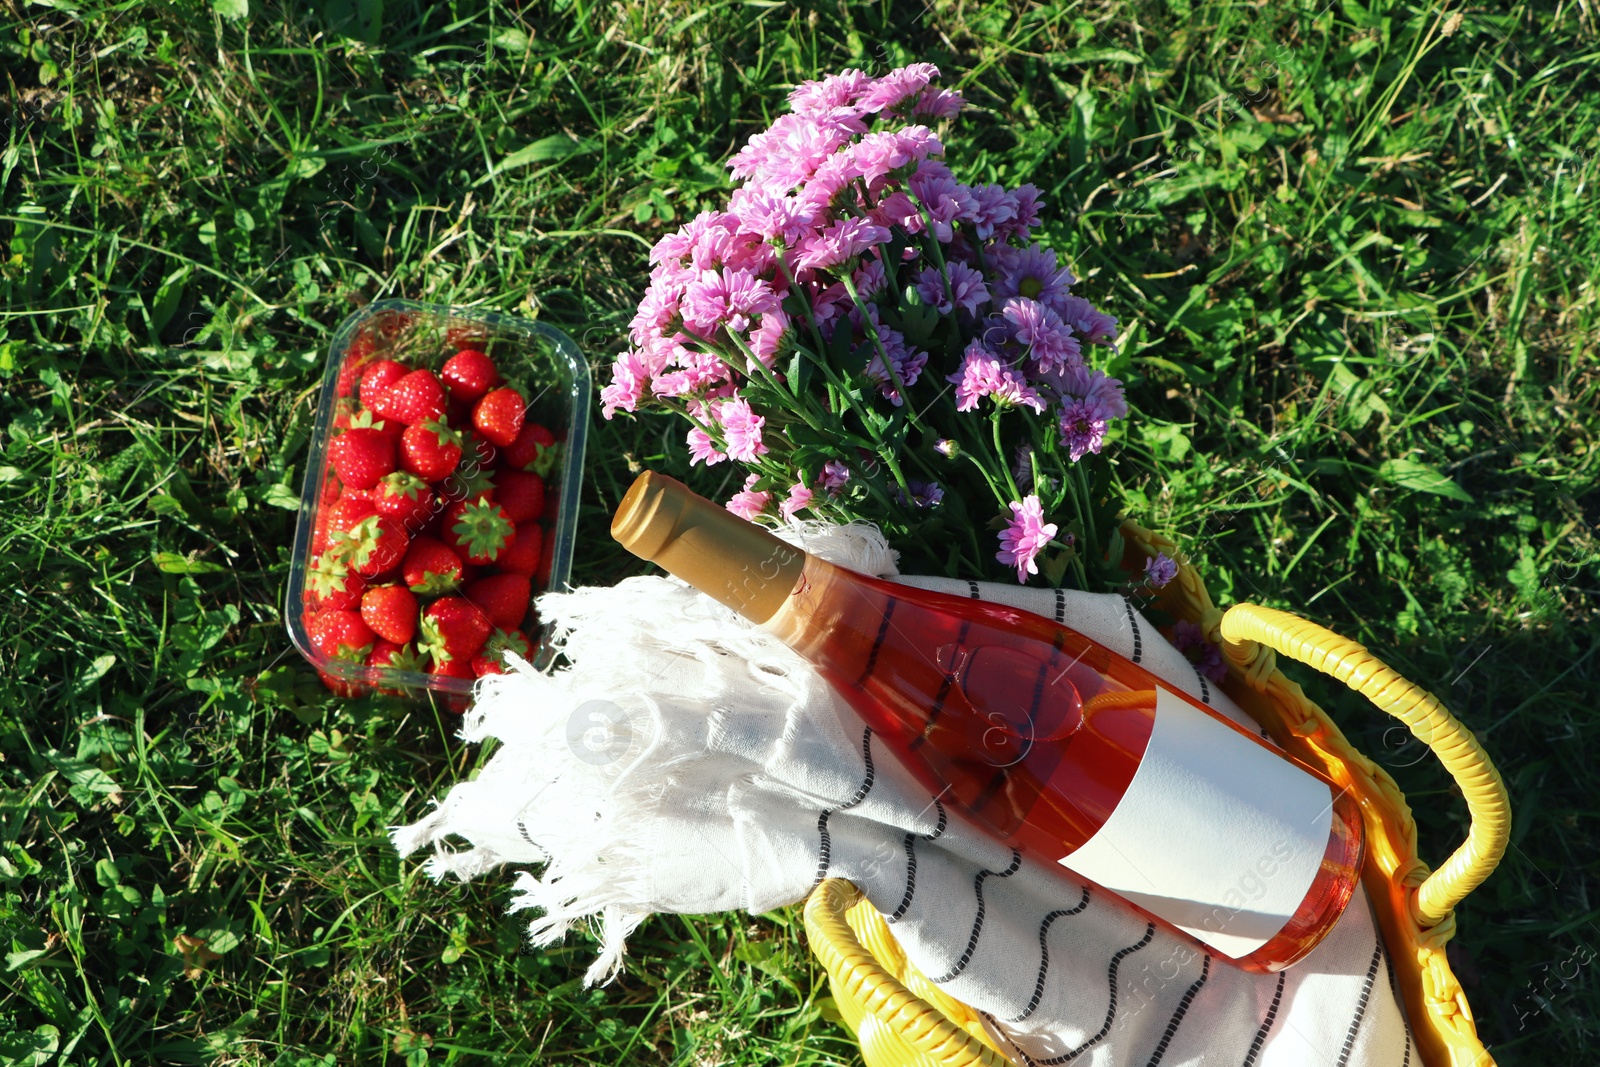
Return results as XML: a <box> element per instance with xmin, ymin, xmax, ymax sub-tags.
<box><xmin>492</xmin><ymin>136</ymin><xmax>600</xmax><ymax>175</ymax></box>
<box><xmin>153</xmin><ymin>551</ymin><xmax>226</xmax><ymax>573</ymax></box>
<box><xmin>1048</xmin><ymin>46</ymin><xmax>1143</xmax><ymax>65</ymax></box>
<box><xmin>259</xmin><ymin>483</ymin><xmax>302</xmax><ymax>510</ymax></box>
<box><xmin>1376</xmin><ymin>459</ymin><xmax>1473</xmax><ymax>502</ymax></box>
<box><xmin>212</xmin><ymin>0</ymin><xmax>248</xmax><ymax>19</ymax></box>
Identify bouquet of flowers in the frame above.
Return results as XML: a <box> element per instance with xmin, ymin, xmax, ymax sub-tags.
<box><xmin>604</xmin><ymin>64</ymin><xmax>1148</xmax><ymax>593</ymax></box>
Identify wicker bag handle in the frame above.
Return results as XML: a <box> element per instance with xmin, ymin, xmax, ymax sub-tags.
<box><xmin>804</xmin><ymin>879</ymin><xmax>1013</xmax><ymax>1067</ymax></box>
<box><xmin>1218</xmin><ymin>603</ymin><xmax>1511</xmax><ymax>926</ymax></box>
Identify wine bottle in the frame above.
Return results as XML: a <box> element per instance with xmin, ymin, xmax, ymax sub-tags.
<box><xmin>611</xmin><ymin>472</ymin><xmax>1364</xmax><ymax>971</ymax></box>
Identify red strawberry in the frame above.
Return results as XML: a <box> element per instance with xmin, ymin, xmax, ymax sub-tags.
<box><xmin>419</xmin><ymin>596</ymin><xmax>492</xmax><ymax>666</ymax></box>
<box><xmin>471</xmin><ymin>628</ymin><xmax>533</xmax><ymax>677</ymax></box>
<box><xmin>372</xmin><ymin>369</ymin><xmax>447</xmax><ymax>426</ymax></box>
<box><xmin>309</xmin><ymin>609</ymin><xmax>377</xmax><ymax>663</ymax></box>
<box><xmin>441</xmin><ymin>349</ymin><xmax>502</xmax><ymax>402</ymax></box>
<box><xmin>465</xmin><ymin>573</ymin><xmax>531</xmax><ymax>630</ymax></box>
<box><xmin>446</xmin><ymin>499</ymin><xmax>515</xmax><ymax>566</ymax></box>
<box><xmin>399</xmin><ymin>417</ymin><xmax>465</xmax><ymax>482</ymax></box>
<box><xmin>504</xmin><ymin>421</ymin><xmax>559</xmax><ymax>474</ymax></box>
<box><xmin>335</xmin><ymin>514</ymin><xmax>410</xmax><ymax>579</ymax></box>
<box><xmin>306</xmin><ymin>550</ymin><xmax>367</xmax><ymax>611</ymax></box>
<box><xmin>359</xmin><ymin>359</ymin><xmax>409</xmax><ymax>408</ymax></box>
<box><xmin>320</xmin><ymin>494</ymin><xmax>378</xmax><ymax>552</ymax></box>
<box><xmin>473</xmin><ymin>386</ymin><xmax>526</xmax><ymax>448</ymax></box>
<box><xmin>328</xmin><ymin>428</ymin><xmax>395</xmax><ymax>491</ymax></box>
<box><xmin>402</xmin><ymin>536</ymin><xmax>466</xmax><ymax>595</ymax></box>
<box><xmin>495</xmin><ymin>470</ymin><xmax>545</xmax><ymax>524</ymax></box>
<box><xmin>431</xmin><ymin>656</ymin><xmax>476</xmax><ymax>681</ymax></box>
<box><xmin>360</xmin><ymin>584</ymin><xmax>419</xmax><ymax>645</ymax></box>
<box><xmin>496</xmin><ymin>521</ymin><xmax>542</xmax><ymax>578</ymax></box>
<box><xmin>374</xmin><ymin>471</ymin><xmax>435</xmax><ymax>530</ymax></box>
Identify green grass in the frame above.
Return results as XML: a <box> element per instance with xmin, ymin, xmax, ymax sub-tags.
<box><xmin>1</xmin><ymin>0</ymin><xmax>1596</xmax><ymax>1063</ymax></box>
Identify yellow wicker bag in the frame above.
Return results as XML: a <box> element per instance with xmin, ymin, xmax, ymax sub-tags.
<box><xmin>804</xmin><ymin>520</ymin><xmax>1510</xmax><ymax>1067</ymax></box>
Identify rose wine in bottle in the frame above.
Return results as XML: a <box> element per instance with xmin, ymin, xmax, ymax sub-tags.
<box><xmin>612</xmin><ymin>472</ymin><xmax>1364</xmax><ymax>971</ymax></box>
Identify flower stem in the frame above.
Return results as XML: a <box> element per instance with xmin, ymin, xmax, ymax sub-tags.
<box><xmin>994</xmin><ymin>413</ymin><xmax>1021</xmax><ymax>502</ymax></box>
<box><xmin>840</xmin><ymin>270</ymin><xmax>910</xmax><ymax>411</ymax></box>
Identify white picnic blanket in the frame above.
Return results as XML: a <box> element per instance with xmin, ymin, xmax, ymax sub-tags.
<box><xmin>392</xmin><ymin>521</ymin><xmax>1416</xmax><ymax>1065</ymax></box>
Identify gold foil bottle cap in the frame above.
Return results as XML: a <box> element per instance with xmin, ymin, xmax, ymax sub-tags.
<box><xmin>611</xmin><ymin>471</ymin><xmax>805</xmax><ymax>625</ymax></box>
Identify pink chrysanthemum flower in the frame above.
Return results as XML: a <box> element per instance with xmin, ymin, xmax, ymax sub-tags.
<box><xmin>717</xmin><ymin>397</ymin><xmax>769</xmax><ymax>462</ymax></box>
<box><xmin>907</xmin><ymin>85</ymin><xmax>965</xmax><ymax>121</ymax></box>
<box><xmin>728</xmin><ymin>111</ymin><xmax>866</xmax><ymax>193</ymax></box>
<box><xmin>1001</xmin><ymin>297</ymin><xmax>1082</xmax><ymax>374</ymax></box>
<box><xmin>601</xmin><ymin>349</ymin><xmax>652</xmax><ymax>418</ymax></box>
<box><xmin>1144</xmin><ymin>552</ymin><xmax>1178</xmax><ymax>589</ymax></box>
<box><xmin>747</xmin><ymin>310</ymin><xmax>790</xmax><ymax>370</ymax></box>
<box><xmin>997</xmin><ymin>495</ymin><xmax>1058</xmax><ymax>584</ymax></box>
<box><xmin>779</xmin><ymin>482</ymin><xmax>814</xmax><ymax>520</ymax></box>
<box><xmin>687</xmin><ymin>427</ymin><xmax>728</xmax><ymax>466</ymax></box>
<box><xmin>847</xmin><ymin>126</ymin><xmax>943</xmax><ymax>187</ymax></box>
<box><xmin>681</xmin><ymin>267</ymin><xmax>782</xmax><ymax>335</ymax></box>
<box><xmin>787</xmin><ymin>68</ymin><xmax>876</xmax><ymax>116</ymax></box>
<box><xmin>726</xmin><ymin>474</ymin><xmax>772</xmax><ymax>521</ymax></box>
<box><xmin>948</xmin><ymin>342</ymin><xmax>1046</xmax><ymax>414</ymax></box>
<box><xmin>857</xmin><ymin>62</ymin><xmax>941</xmax><ymax>114</ymax></box>
<box><xmin>794</xmin><ymin>217</ymin><xmax>891</xmax><ymax>272</ymax></box>
<box><xmin>820</xmin><ymin>460</ymin><xmax>851</xmax><ymax>493</ymax></box>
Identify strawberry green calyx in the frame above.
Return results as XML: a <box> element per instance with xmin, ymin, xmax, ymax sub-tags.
<box><xmin>409</xmin><ymin>569</ymin><xmax>458</xmax><ymax>596</ymax></box>
<box><xmin>421</xmin><ymin>415</ymin><xmax>464</xmax><ymax>451</ymax></box>
<box><xmin>378</xmin><ymin>643</ymin><xmax>430</xmax><ymax>672</ymax></box>
<box><xmin>417</xmin><ymin>613</ymin><xmax>453</xmax><ymax>664</ymax></box>
<box><xmin>380</xmin><ymin>470</ymin><xmax>428</xmax><ymax>501</ymax></box>
<box><xmin>486</xmin><ymin>628</ymin><xmax>532</xmax><ymax>658</ymax></box>
<box><xmin>308</xmin><ymin>551</ymin><xmax>355</xmax><ymax>598</ymax></box>
<box><xmin>531</xmin><ymin>439</ymin><xmax>563</xmax><ymax>479</ymax></box>
<box><xmin>451</xmin><ymin>499</ymin><xmax>514</xmax><ymax>563</ymax></box>
<box><xmin>349</xmin><ymin>409</ymin><xmax>390</xmax><ymax>433</ymax></box>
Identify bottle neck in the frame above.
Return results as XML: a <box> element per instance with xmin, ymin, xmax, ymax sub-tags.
<box><xmin>610</xmin><ymin>472</ymin><xmax>808</xmax><ymax>625</ymax></box>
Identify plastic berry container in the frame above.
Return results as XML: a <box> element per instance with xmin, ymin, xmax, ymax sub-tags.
<box><xmin>285</xmin><ymin>300</ymin><xmax>589</xmax><ymax>705</ymax></box>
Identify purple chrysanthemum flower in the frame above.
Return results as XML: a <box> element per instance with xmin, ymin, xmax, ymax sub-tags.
<box><xmin>893</xmin><ymin>479</ymin><xmax>945</xmax><ymax>509</ymax></box>
<box><xmin>991</xmin><ymin>244</ymin><xmax>1076</xmax><ymax>313</ymax></box>
<box><xmin>934</xmin><ymin>438</ymin><xmax>959</xmax><ymax>458</ymax></box>
<box><xmin>1057</xmin><ymin>396</ymin><xmax>1110</xmax><ymax>462</ymax></box>
<box><xmin>820</xmin><ymin>460</ymin><xmax>851</xmax><ymax>493</ymax></box>
<box><xmin>963</xmin><ymin>183</ymin><xmax>1018</xmax><ymax>241</ymax></box>
<box><xmin>915</xmin><ymin>262</ymin><xmax>990</xmax><ymax>317</ymax></box>
<box><xmin>1173</xmin><ymin>620</ymin><xmax>1227</xmax><ymax>683</ymax></box>
<box><xmin>1056</xmin><ymin>293</ymin><xmax>1120</xmax><ymax>346</ymax></box>
<box><xmin>996</xmin><ymin>495</ymin><xmax>1058</xmax><ymax>584</ymax></box>
<box><xmin>1144</xmin><ymin>552</ymin><xmax>1178</xmax><ymax>589</ymax></box>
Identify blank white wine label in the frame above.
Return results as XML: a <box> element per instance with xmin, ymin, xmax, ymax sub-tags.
<box><xmin>1059</xmin><ymin>684</ymin><xmax>1334</xmax><ymax>959</ymax></box>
